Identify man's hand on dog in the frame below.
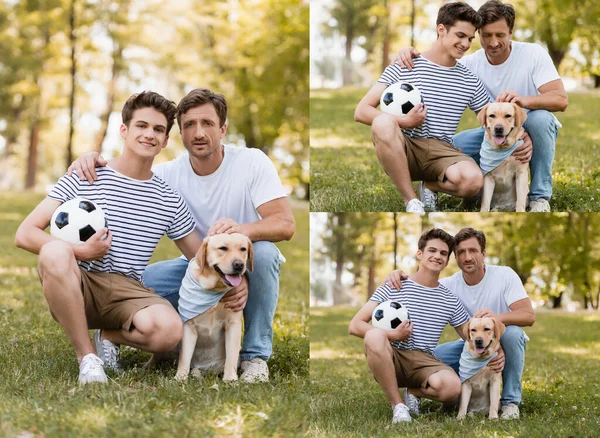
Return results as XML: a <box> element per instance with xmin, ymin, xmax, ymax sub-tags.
<box><xmin>512</xmin><ymin>132</ymin><xmax>532</xmax><ymax>164</ymax></box>
<box><xmin>208</xmin><ymin>218</ymin><xmax>244</xmax><ymax>236</ymax></box>
<box><xmin>221</xmin><ymin>275</ymin><xmax>248</xmax><ymax>312</ymax></box>
<box><xmin>496</xmin><ymin>90</ymin><xmax>530</xmax><ymax>108</ymax></box>
<box><xmin>488</xmin><ymin>346</ymin><xmax>505</xmax><ymax>373</ymax></box>
<box><xmin>386</xmin><ymin>320</ymin><xmax>413</xmax><ymax>342</ymax></box>
<box><xmin>383</xmin><ymin>269</ymin><xmax>409</xmax><ymax>290</ymax></box>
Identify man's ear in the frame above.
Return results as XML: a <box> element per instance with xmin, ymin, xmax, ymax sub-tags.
<box><xmin>161</xmin><ymin>136</ymin><xmax>169</xmax><ymax>150</ymax></box>
<box><xmin>119</xmin><ymin>124</ymin><xmax>128</xmax><ymax>140</ymax></box>
<box><xmin>197</xmin><ymin>238</ymin><xmax>209</xmax><ymax>273</ymax></box>
<box><xmin>477</xmin><ymin>104</ymin><xmax>490</xmax><ymax>127</ymax></box>
<box><xmin>220</xmin><ymin>122</ymin><xmax>227</xmax><ymax>139</ymax></box>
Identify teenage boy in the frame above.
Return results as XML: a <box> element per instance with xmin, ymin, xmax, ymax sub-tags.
<box><xmin>67</xmin><ymin>88</ymin><xmax>295</xmax><ymax>382</ymax></box>
<box><xmin>385</xmin><ymin>228</ymin><xmax>535</xmax><ymax>419</ymax></box>
<box><xmin>15</xmin><ymin>92</ymin><xmax>201</xmax><ymax>384</ymax></box>
<box><xmin>354</xmin><ymin>2</ymin><xmax>492</xmax><ymax>213</ymax></box>
<box><xmin>394</xmin><ymin>0</ymin><xmax>567</xmax><ymax>212</ymax></box>
<box><xmin>349</xmin><ymin>228</ymin><xmax>470</xmax><ymax>423</ymax></box>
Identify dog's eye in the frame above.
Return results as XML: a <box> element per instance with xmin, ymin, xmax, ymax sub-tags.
<box><xmin>484</xmin><ymin>328</ymin><xmax>491</xmax><ymax>331</ymax></box>
<box><xmin>488</xmin><ymin>114</ymin><xmax>496</xmax><ymax>119</ymax></box>
<box><xmin>504</xmin><ymin>114</ymin><xmax>512</xmax><ymax>118</ymax></box>
<box><xmin>241</xmin><ymin>247</ymin><xmax>247</xmax><ymax>252</ymax></box>
<box><xmin>219</xmin><ymin>246</ymin><xmax>228</xmax><ymax>251</ymax></box>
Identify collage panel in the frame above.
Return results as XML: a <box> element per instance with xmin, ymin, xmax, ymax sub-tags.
<box><xmin>310</xmin><ymin>0</ymin><xmax>598</xmax><ymax>213</ymax></box>
<box><xmin>0</xmin><ymin>0</ymin><xmax>309</xmax><ymax>436</ymax></box>
<box><xmin>310</xmin><ymin>212</ymin><xmax>600</xmax><ymax>436</ymax></box>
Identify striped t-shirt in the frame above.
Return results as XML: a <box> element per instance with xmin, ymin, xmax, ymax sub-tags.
<box><xmin>378</xmin><ymin>56</ymin><xmax>491</xmax><ymax>145</ymax></box>
<box><xmin>370</xmin><ymin>279</ymin><xmax>469</xmax><ymax>355</ymax></box>
<box><xmin>48</xmin><ymin>166</ymin><xmax>196</xmax><ymax>283</ymax></box>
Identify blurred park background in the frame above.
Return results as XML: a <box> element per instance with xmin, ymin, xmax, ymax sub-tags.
<box><xmin>310</xmin><ymin>0</ymin><xmax>600</xmax><ymax>212</ymax></box>
<box><xmin>0</xmin><ymin>0</ymin><xmax>309</xmax><ymax>199</ymax></box>
<box><xmin>311</xmin><ymin>212</ymin><xmax>600</xmax><ymax>311</ymax></box>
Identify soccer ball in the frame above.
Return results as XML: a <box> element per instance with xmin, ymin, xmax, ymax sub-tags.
<box><xmin>50</xmin><ymin>198</ymin><xmax>107</xmax><ymax>245</ymax></box>
<box><xmin>380</xmin><ymin>82</ymin><xmax>423</xmax><ymax>117</ymax></box>
<box><xmin>372</xmin><ymin>300</ymin><xmax>409</xmax><ymax>331</ymax></box>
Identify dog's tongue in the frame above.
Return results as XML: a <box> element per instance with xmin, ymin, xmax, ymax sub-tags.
<box><xmin>476</xmin><ymin>346</ymin><xmax>486</xmax><ymax>355</ymax></box>
<box><xmin>494</xmin><ymin>136</ymin><xmax>506</xmax><ymax>145</ymax></box>
<box><xmin>225</xmin><ymin>274</ymin><xmax>242</xmax><ymax>287</ymax></box>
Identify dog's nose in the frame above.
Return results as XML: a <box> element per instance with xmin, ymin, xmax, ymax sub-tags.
<box><xmin>475</xmin><ymin>337</ymin><xmax>484</xmax><ymax>346</ymax></box>
<box><xmin>494</xmin><ymin>126</ymin><xmax>504</xmax><ymax>135</ymax></box>
<box><xmin>232</xmin><ymin>260</ymin><xmax>245</xmax><ymax>272</ymax></box>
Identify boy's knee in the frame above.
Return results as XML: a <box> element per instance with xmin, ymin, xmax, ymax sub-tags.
<box><xmin>364</xmin><ymin>329</ymin><xmax>389</xmax><ymax>354</ymax></box>
<box><xmin>39</xmin><ymin>240</ymin><xmax>75</xmax><ymax>276</ymax></box>
<box><xmin>140</xmin><ymin>309</ymin><xmax>182</xmax><ymax>352</ymax></box>
<box><xmin>459</xmin><ymin>167</ymin><xmax>483</xmax><ymax>197</ymax></box>
<box><xmin>372</xmin><ymin>114</ymin><xmax>402</xmax><ymax>145</ymax></box>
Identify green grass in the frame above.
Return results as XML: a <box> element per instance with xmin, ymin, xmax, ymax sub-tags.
<box><xmin>310</xmin><ymin>88</ymin><xmax>600</xmax><ymax>212</ymax></box>
<box><xmin>310</xmin><ymin>306</ymin><xmax>600</xmax><ymax>437</ymax></box>
<box><xmin>0</xmin><ymin>192</ymin><xmax>309</xmax><ymax>437</ymax></box>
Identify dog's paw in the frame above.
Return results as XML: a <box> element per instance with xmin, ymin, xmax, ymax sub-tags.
<box><xmin>175</xmin><ymin>372</ymin><xmax>188</xmax><ymax>382</ymax></box>
<box><xmin>457</xmin><ymin>412</ymin><xmax>466</xmax><ymax>421</ymax></box>
<box><xmin>489</xmin><ymin>412</ymin><xmax>499</xmax><ymax>420</ymax></box>
<box><xmin>222</xmin><ymin>373</ymin><xmax>238</xmax><ymax>383</ymax></box>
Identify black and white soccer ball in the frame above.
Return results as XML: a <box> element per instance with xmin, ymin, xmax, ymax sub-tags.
<box><xmin>380</xmin><ymin>82</ymin><xmax>423</xmax><ymax>117</ymax></box>
<box><xmin>371</xmin><ymin>300</ymin><xmax>409</xmax><ymax>331</ymax></box>
<box><xmin>50</xmin><ymin>198</ymin><xmax>107</xmax><ymax>245</ymax></box>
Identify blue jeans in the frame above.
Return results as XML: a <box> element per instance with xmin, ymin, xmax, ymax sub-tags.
<box><xmin>453</xmin><ymin>110</ymin><xmax>560</xmax><ymax>201</ymax></box>
<box><xmin>142</xmin><ymin>241</ymin><xmax>282</xmax><ymax>361</ymax></box>
<box><xmin>434</xmin><ymin>325</ymin><xmax>527</xmax><ymax>405</ymax></box>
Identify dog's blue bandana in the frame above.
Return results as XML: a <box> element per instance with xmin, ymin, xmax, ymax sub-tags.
<box><xmin>459</xmin><ymin>342</ymin><xmax>498</xmax><ymax>382</ymax></box>
<box><xmin>178</xmin><ymin>258</ymin><xmax>231</xmax><ymax>323</ymax></box>
<box><xmin>479</xmin><ymin>138</ymin><xmax>523</xmax><ymax>175</ymax></box>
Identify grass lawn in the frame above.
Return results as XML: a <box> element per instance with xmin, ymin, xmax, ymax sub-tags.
<box><xmin>310</xmin><ymin>306</ymin><xmax>600</xmax><ymax>437</ymax></box>
<box><xmin>0</xmin><ymin>192</ymin><xmax>309</xmax><ymax>437</ymax></box>
<box><xmin>310</xmin><ymin>88</ymin><xmax>600</xmax><ymax>212</ymax></box>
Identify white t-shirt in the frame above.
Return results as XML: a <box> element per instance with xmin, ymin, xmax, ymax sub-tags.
<box><xmin>440</xmin><ymin>265</ymin><xmax>528</xmax><ymax>317</ymax></box>
<box><xmin>459</xmin><ymin>41</ymin><xmax>561</xmax><ymax>108</ymax></box>
<box><xmin>153</xmin><ymin>145</ymin><xmax>286</xmax><ymax>240</ymax></box>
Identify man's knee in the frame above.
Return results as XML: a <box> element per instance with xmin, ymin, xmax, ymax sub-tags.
<box><xmin>38</xmin><ymin>240</ymin><xmax>76</xmax><ymax>279</ymax></box>
<box><xmin>452</xmin><ymin>164</ymin><xmax>483</xmax><ymax>197</ymax></box>
<box><xmin>524</xmin><ymin>110</ymin><xmax>557</xmax><ymax>137</ymax></box>
<box><xmin>429</xmin><ymin>370</ymin><xmax>461</xmax><ymax>401</ymax></box>
<box><xmin>500</xmin><ymin>325</ymin><xmax>526</xmax><ymax>351</ymax></box>
<box><xmin>251</xmin><ymin>241</ymin><xmax>280</xmax><ymax>269</ymax></box>
<box><xmin>137</xmin><ymin>307</ymin><xmax>182</xmax><ymax>352</ymax></box>
<box><xmin>371</xmin><ymin>114</ymin><xmax>403</xmax><ymax>147</ymax></box>
<box><xmin>364</xmin><ymin>329</ymin><xmax>390</xmax><ymax>356</ymax></box>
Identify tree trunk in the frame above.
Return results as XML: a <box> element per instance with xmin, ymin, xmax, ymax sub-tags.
<box><xmin>25</xmin><ymin>119</ymin><xmax>41</xmax><ymax>190</ymax></box>
<box><xmin>548</xmin><ymin>48</ymin><xmax>565</xmax><ymax>70</ymax></box>
<box><xmin>95</xmin><ymin>43</ymin><xmax>122</xmax><ymax>153</ymax></box>
<box><xmin>66</xmin><ymin>0</ymin><xmax>77</xmax><ymax>169</ymax></box>
<box><xmin>367</xmin><ymin>243</ymin><xmax>376</xmax><ymax>299</ymax></box>
<box><xmin>333</xmin><ymin>213</ymin><xmax>346</xmax><ymax>305</ymax></box>
<box><xmin>552</xmin><ymin>292</ymin><xmax>563</xmax><ymax>309</ymax></box>
<box><xmin>593</xmin><ymin>74</ymin><xmax>600</xmax><ymax>89</ymax></box>
<box><xmin>410</xmin><ymin>0</ymin><xmax>416</xmax><ymax>47</ymax></box>
<box><xmin>342</xmin><ymin>10</ymin><xmax>354</xmax><ymax>86</ymax></box>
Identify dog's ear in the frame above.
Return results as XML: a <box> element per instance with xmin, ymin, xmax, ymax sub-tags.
<box><xmin>196</xmin><ymin>237</ymin><xmax>209</xmax><ymax>272</ymax></box>
<box><xmin>246</xmin><ymin>237</ymin><xmax>254</xmax><ymax>272</ymax></box>
<box><xmin>512</xmin><ymin>103</ymin><xmax>527</xmax><ymax>128</ymax></box>
<box><xmin>491</xmin><ymin>317</ymin><xmax>506</xmax><ymax>341</ymax></box>
<box><xmin>477</xmin><ymin>103</ymin><xmax>490</xmax><ymax>127</ymax></box>
<box><xmin>463</xmin><ymin>319</ymin><xmax>472</xmax><ymax>341</ymax></box>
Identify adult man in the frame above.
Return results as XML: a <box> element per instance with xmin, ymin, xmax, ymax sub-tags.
<box><xmin>15</xmin><ymin>92</ymin><xmax>201</xmax><ymax>384</ymax></box>
<box><xmin>355</xmin><ymin>2</ymin><xmax>491</xmax><ymax>213</ymax></box>
<box><xmin>69</xmin><ymin>88</ymin><xmax>295</xmax><ymax>382</ymax></box>
<box><xmin>349</xmin><ymin>228</ymin><xmax>470</xmax><ymax>423</ymax></box>
<box><xmin>395</xmin><ymin>0</ymin><xmax>568</xmax><ymax>212</ymax></box>
<box><xmin>385</xmin><ymin>227</ymin><xmax>535</xmax><ymax>419</ymax></box>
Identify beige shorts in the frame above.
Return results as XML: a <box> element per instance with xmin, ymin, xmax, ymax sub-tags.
<box><xmin>46</xmin><ymin>269</ymin><xmax>171</xmax><ymax>331</ymax></box>
<box><xmin>403</xmin><ymin>136</ymin><xmax>475</xmax><ymax>183</ymax></box>
<box><xmin>392</xmin><ymin>348</ymin><xmax>455</xmax><ymax>389</ymax></box>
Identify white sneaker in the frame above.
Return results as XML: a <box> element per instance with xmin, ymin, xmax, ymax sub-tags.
<box><xmin>403</xmin><ymin>388</ymin><xmax>421</xmax><ymax>415</ymax></box>
<box><xmin>406</xmin><ymin>198</ymin><xmax>425</xmax><ymax>213</ymax></box>
<box><xmin>392</xmin><ymin>403</ymin><xmax>412</xmax><ymax>423</ymax></box>
<box><xmin>93</xmin><ymin>330</ymin><xmax>122</xmax><ymax>372</ymax></box>
<box><xmin>79</xmin><ymin>353</ymin><xmax>108</xmax><ymax>384</ymax></box>
<box><xmin>418</xmin><ymin>182</ymin><xmax>438</xmax><ymax>211</ymax></box>
<box><xmin>240</xmin><ymin>358</ymin><xmax>269</xmax><ymax>383</ymax></box>
<box><xmin>528</xmin><ymin>199</ymin><xmax>551</xmax><ymax>212</ymax></box>
<box><xmin>500</xmin><ymin>403</ymin><xmax>520</xmax><ymax>420</ymax></box>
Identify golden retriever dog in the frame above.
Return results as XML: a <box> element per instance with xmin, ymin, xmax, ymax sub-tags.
<box><xmin>174</xmin><ymin>233</ymin><xmax>253</xmax><ymax>382</ymax></box>
<box><xmin>478</xmin><ymin>102</ymin><xmax>528</xmax><ymax>212</ymax></box>
<box><xmin>457</xmin><ymin>317</ymin><xmax>506</xmax><ymax>420</ymax></box>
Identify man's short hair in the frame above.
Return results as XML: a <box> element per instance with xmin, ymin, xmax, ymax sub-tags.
<box><xmin>122</xmin><ymin>91</ymin><xmax>177</xmax><ymax>134</ymax></box>
<box><xmin>418</xmin><ymin>228</ymin><xmax>455</xmax><ymax>254</ymax></box>
<box><xmin>177</xmin><ymin>88</ymin><xmax>228</xmax><ymax>129</ymax></box>
<box><xmin>436</xmin><ymin>1</ymin><xmax>483</xmax><ymax>31</ymax></box>
<box><xmin>454</xmin><ymin>227</ymin><xmax>487</xmax><ymax>252</ymax></box>
<box><xmin>478</xmin><ymin>0</ymin><xmax>516</xmax><ymax>31</ymax></box>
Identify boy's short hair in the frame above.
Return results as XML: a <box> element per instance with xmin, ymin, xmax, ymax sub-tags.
<box><xmin>122</xmin><ymin>91</ymin><xmax>177</xmax><ymax>134</ymax></box>
<box><xmin>418</xmin><ymin>228</ymin><xmax>455</xmax><ymax>254</ymax></box>
<box><xmin>177</xmin><ymin>88</ymin><xmax>228</xmax><ymax>129</ymax></box>
<box><xmin>437</xmin><ymin>1</ymin><xmax>483</xmax><ymax>30</ymax></box>
<box><xmin>454</xmin><ymin>227</ymin><xmax>487</xmax><ymax>252</ymax></box>
<box><xmin>478</xmin><ymin>0</ymin><xmax>516</xmax><ymax>32</ymax></box>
